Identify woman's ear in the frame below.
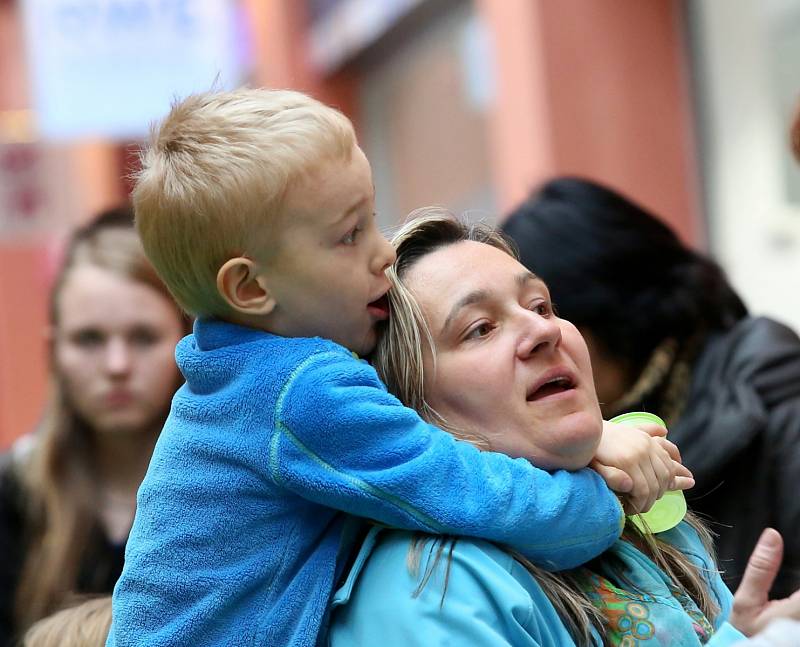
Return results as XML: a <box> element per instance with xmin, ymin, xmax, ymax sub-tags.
<box><xmin>216</xmin><ymin>257</ymin><xmax>276</xmax><ymax>316</ymax></box>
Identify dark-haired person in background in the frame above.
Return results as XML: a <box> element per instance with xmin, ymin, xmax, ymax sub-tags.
<box><xmin>503</xmin><ymin>177</ymin><xmax>800</xmax><ymax>598</ymax></box>
<box><xmin>0</xmin><ymin>207</ymin><xmax>189</xmax><ymax>646</ymax></box>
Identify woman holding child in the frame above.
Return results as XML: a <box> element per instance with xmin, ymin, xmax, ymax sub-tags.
<box><xmin>329</xmin><ymin>212</ymin><xmax>800</xmax><ymax>646</ymax></box>
<box><xmin>0</xmin><ymin>208</ymin><xmax>188</xmax><ymax>646</ymax></box>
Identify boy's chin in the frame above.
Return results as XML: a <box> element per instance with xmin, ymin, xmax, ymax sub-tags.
<box><xmin>350</xmin><ymin>322</ymin><xmax>384</xmax><ymax>359</ymax></box>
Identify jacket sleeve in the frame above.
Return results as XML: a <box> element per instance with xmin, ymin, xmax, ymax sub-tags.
<box><xmin>271</xmin><ymin>351</ymin><xmax>623</xmax><ymax>570</ymax></box>
<box><xmin>329</xmin><ymin>531</ymin><xmax>558</xmax><ymax>646</ymax></box>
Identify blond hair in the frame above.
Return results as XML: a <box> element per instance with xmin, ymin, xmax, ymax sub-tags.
<box><xmin>133</xmin><ymin>87</ymin><xmax>357</xmax><ymax>316</ymax></box>
<box><xmin>374</xmin><ymin>209</ymin><xmax>720</xmax><ymax>645</ymax></box>
<box><xmin>22</xmin><ymin>597</ymin><xmax>112</xmax><ymax>647</ymax></box>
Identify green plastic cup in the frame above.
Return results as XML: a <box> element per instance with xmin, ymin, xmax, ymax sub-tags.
<box><xmin>609</xmin><ymin>412</ymin><xmax>687</xmax><ymax>534</ymax></box>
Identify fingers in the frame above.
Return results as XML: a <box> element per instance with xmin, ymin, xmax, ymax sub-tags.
<box><xmin>735</xmin><ymin>529</ymin><xmax>784</xmax><ymax>612</ymax></box>
<box><xmin>591</xmin><ymin>461</ymin><xmax>633</xmax><ymax>493</ymax></box>
<box><xmin>639</xmin><ymin>422</ymin><xmax>668</xmax><ymax>438</ymax></box>
<box><xmin>625</xmin><ymin>464</ymin><xmax>659</xmax><ymax>514</ymax></box>
<box><xmin>670</xmin><ymin>475</ymin><xmax>696</xmax><ymax>491</ymax></box>
<box><xmin>593</xmin><ymin>424</ymin><xmax>688</xmax><ymax>512</ymax></box>
<box><xmin>764</xmin><ymin>592</ymin><xmax>800</xmax><ymax>626</ymax></box>
<box><xmin>731</xmin><ymin>529</ymin><xmax>788</xmax><ymax>635</ymax></box>
<box><xmin>617</xmin><ymin>434</ymin><xmax>676</xmax><ymax>513</ymax></box>
<box><xmin>652</xmin><ymin>444</ymin><xmax>673</xmax><ymax>500</ymax></box>
<box><xmin>655</xmin><ymin>436</ymin><xmax>682</xmax><ymax>464</ymax></box>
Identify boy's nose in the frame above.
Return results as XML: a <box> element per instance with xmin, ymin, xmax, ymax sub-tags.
<box><xmin>373</xmin><ymin>235</ymin><xmax>396</xmax><ymax>275</ymax></box>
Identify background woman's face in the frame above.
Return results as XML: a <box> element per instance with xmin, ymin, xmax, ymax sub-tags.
<box><xmin>53</xmin><ymin>263</ymin><xmax>185</xmax><ymax>436</ymax></box>
<box><xmin>405</xmin><ymin>240</ymin><xmax>602</xmax><ymax>470</ymax></box>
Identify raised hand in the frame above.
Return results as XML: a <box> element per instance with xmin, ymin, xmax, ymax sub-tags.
<box><xmin>731</xmin><ymin>528</ymin><xmax>800</xmax><ymax>636</ymax></box>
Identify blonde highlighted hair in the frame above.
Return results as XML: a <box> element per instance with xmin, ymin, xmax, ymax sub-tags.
<box><xmin>23</xmin><ymin>596</ymin><xmax>112</xmax><ymax>647</ymax></box>
<box><xmin>374</xmin><ymin>209</ymin><xmax>720</xmax><ymax>645</ymax></box>
<box><xmin>133</xmin><ymin>87</ymin><xmax>356</xmax><ymax>316</ymax></box>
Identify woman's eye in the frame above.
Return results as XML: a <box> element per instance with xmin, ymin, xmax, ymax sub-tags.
<box><xmin>529</xmin><ymin>301</ymin><xmax>552</xmax><ymax>317</ymax></box>
<box><xmin>71</xmin><ymin>329</ymin><xmax>104</xmax><ymax>348</ymax></box>
<box><xmin>129</xmin><ymin>328</ymin><xmax>159</xmax><ymax>347</ymax></box>
<box><xmin>464</xmin><ymin>323</ymin><xmax>493</xmax><ymax>340</ymax></box>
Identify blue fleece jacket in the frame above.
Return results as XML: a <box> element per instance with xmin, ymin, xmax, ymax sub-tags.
<box><xmin>108</xmin><ymin>319</ymin><xmax>623</xmax><ymax>647</ymax></box>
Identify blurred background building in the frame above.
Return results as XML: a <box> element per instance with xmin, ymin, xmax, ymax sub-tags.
<box><xmin>1</xmin><ymin>0</ymin><xmax>799</xmax><ymax>447</ymax></box>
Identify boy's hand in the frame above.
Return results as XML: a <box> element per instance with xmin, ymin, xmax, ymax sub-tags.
<box><xmin>591</xmin><ymin>421</ymin><xmax>694</xmax><ymax>515</ymax></box>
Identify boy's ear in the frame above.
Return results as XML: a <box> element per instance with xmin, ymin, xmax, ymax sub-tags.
<box><xmin>216</xmin><ymin>257</ymin><xmax>276</xmax><ymax>316</ymax></box>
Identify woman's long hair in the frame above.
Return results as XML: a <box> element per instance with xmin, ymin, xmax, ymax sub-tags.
<box><xmin>13</xmin><ymin>207</ymin><xmax>190</xmax><ymax>631</ymax></box>
<box><xmin>374</xmin><ymin>210</ymin><xmax>720</xmax><ymax>645</ymax></box>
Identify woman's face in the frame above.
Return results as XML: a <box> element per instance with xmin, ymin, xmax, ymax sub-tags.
<box><xmin>53</xmin><ymin>263</ymin><xmax>185</xmax><ymax>437</ymax></box>
<box><xmin>405</xmin><ymin>240</ymin><xmax>602</xmax><ymax>470</ymax></box>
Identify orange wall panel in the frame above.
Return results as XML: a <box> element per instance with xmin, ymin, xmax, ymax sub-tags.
<box><xmin>540</xmin><ymin>0</ymin><xmax>700</xmax><ymax>244</ymax></box>
<box><xmin>0</xmin><ymin>244</ymin><xmax>49</xmax><ymax>449</ymax></box>
<box><xmin>478</xmin><ymin>0</ymin><xmax>700</xmax><ymax>243</ymax></box>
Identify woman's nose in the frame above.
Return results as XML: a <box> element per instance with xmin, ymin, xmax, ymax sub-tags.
<box><xmin>105</xmin><ymin>338</ymin><xmax>132</xmax><ymax>375</ymax></box>
<box><xmin>516</xmin><ymin>312</ymin><xmax>562</xmax><ymax>358</ymax></box>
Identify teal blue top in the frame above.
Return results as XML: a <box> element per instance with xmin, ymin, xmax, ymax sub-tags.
<box><xmin>329</xmin><ymin>522</ymin><xmax>747</xmax><ymax>646</ymax></box>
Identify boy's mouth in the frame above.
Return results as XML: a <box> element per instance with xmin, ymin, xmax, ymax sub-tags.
<box><xmin>367</xmin><ymin>295</ymin><xmax>390</xmax><ymax>320</ymax></box>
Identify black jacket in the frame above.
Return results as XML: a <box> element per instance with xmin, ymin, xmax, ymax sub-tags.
<box><xmin>0</xmin><ymin>448</ymin><xmax>125</xmax><ymax>647</ymax></box>
<box><xmin>669</xmin><ymin>317</ymin><xmax>800</xmax><ymax>598</ymax></box>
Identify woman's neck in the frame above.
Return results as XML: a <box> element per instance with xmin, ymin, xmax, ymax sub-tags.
<box><xmin>91</xmin><ymin>424</ymin><xmax>160</xmax><ymax>543</ymax></box>
<box><xmin>92</xmin><ymin>426</ymin><xmax>159</xmax><ymax>491</ymax></box>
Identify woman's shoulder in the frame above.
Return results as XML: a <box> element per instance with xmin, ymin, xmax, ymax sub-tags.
<box><xmin>332</xmin><ymin>527</ymin><xmax>520</xmax><ymax>606</ymax></box>
<box><xmin>329</xmin><ymin>527</ymin><xmax>577</xmax><ymax>646</ymax></box>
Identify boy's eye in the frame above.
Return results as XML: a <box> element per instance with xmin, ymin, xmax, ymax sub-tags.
<box><xmin>341</xmin><ymin>225</ymin><xmax>362</xmax><ymax>246</ymax></box>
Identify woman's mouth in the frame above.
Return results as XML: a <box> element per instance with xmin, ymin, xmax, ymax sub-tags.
<box><xmin>367</xmin><ymin>295</ymin><xmax>390</xmax><ymax>320</ymax></box>
<box><xmin>526</xmin><ymin>375</ymin><xmax>576</xmax><ymax>401</ymax></box>
<box><xmin>105</xmin><ymin>390</ymin><xmax>135</xmax><ymax>407</ymax></box>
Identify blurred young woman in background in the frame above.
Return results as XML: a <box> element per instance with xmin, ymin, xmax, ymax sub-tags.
<box><xmin>0</xmin><ymin>207</ymin><xmax>189</xmax><ymax>646</ymax></box>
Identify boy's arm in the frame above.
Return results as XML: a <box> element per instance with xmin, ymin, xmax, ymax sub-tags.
<box><xmin>272</xmin><ymin>351</ymin><xmax>623</xmax><ymax>570</ymax></box>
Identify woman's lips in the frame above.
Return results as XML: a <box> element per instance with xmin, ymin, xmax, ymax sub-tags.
<box><xmin>526</xmin><ymin>370</ymin><xmax>577</xmax><ymax>402</ymax></box>
<box><xmin>105</xmin><ymin>390</ymin><xmax>135</xmax><ymax>407</ymax></box>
